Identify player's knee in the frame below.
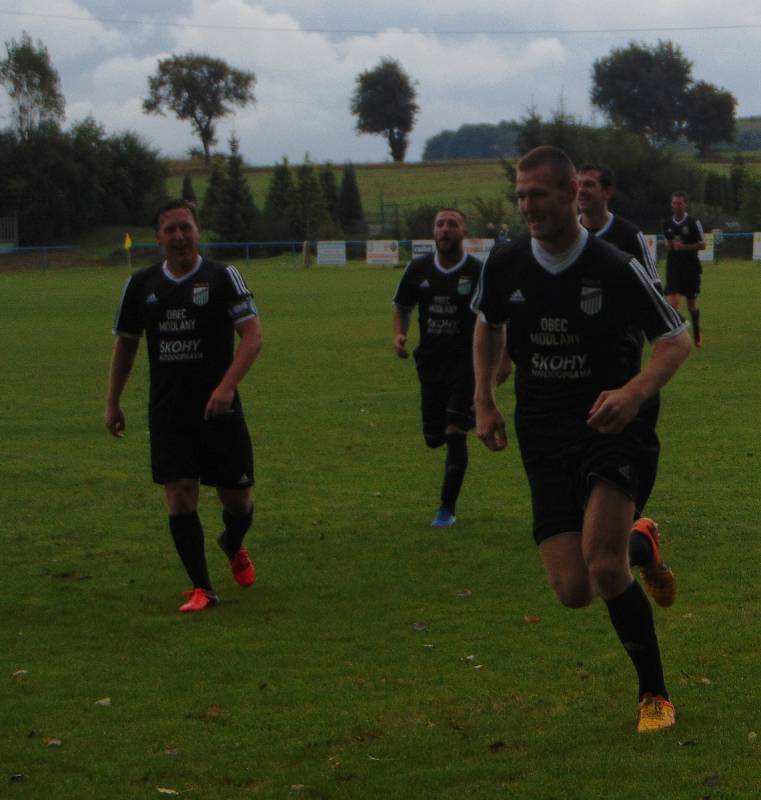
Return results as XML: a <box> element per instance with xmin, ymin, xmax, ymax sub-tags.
<box><xmin>424</xmin><ymin>432</ymin><xmax>446</xmax><ymax>448</ymax></box>
<box><xmin>165</xmin><ymin>480</ymin><xmax>198</xmax><ymax>514</ymax></box>
<box><xmin>587</xmin><ymin>559</ymin><xmax>627</xmax><ymax>599</ymax></box>
<box><xmin>224</xmin><ymin>500</ymin><xmax>254</xmax><ymax>519</ymax></box>
<box><xmin>219</xmin><ymin>487</ymin><xmax>253</xmax><ymax>517</ymax></box>
<box><xmin>548</xmin><ymin>574</ymin><xmax>592</xmax><ymax>608</ymax></box>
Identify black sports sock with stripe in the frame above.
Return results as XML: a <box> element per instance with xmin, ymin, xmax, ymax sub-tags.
<box><xmin>605</xmin><ymin>580</ymin><xmax>668</xmax><ymax>700</ymax></box>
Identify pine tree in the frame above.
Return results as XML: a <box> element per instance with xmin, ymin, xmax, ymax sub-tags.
<box><xmin>319</xmin><ymin>164</ymin><xmax>341</xmax><ymax>233</ymax></box>
<box><xmin>263</xmin><ymin>157</ymin><xmax>294</xmax><ymax>241</ymax></box>
<box><xmin>202</xmin><ymin>156</ymin><xmax>227</xmax><ymax>234</ymax></box>
<box><xmin>181</xmin><ymin>174</ymin><xmax>196</xmax><ymax>203</ymax></box>
<box><xmin>215</xmin><ymin>134</ymin><xmax>258</xmax><ymax>242</ymax></box>
<box><xmin>288</xmin><ymin>156</ymin><xmax>330</xmax><ymax>241</ymax></box>
<box><xmin>337</xmin><ymin>163</ymin><xmax>366</xmax><ymax>237</ymax></box>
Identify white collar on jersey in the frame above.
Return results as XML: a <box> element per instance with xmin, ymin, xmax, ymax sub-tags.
<box><xmin>531</xmin><ymin>228</ymin><xmax>589</xmax><ymax>275</ymax></box>
<box><xmin>433</xmin><ymin>251</ymin><xmax>468</xmax><ymax>274</ymax></box>
<box><xmin>579</xmin><ymin>211</ymin><xmax>613</xmax><ymax>237</ymax></box>
<box><xmin>672</xmin><ymin>214</ymin><xmax>688</xmax><ymax>225</ymax></box>
<box><xmin>162</xmin><ymin>254</ymin><xmax>203</xmax><ymax>283</ymax></box>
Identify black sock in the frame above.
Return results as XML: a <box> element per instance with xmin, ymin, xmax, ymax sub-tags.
<box><xmin>220</xmin><ymin>505</ymin><xmax>254</xmax><ymax>557</ymax></box>
<box><xmin>605</xmin><ymin>581</ymin><xmax>668</xmax><ymax>700</ymax></box>
<box><xmin>690</xmin><ymin>309</ymin><xmax>701</xmax><ymax>340</ymax></box>
<box><xmin>440</xmin><ymin>432</ymin><xmax>468</xmax><ymax>514</ymax></box>
<box><xmin>169</xmin><ymin>512</ymin><xmax>212</xmax><ymax>591</ymax></box>
<box><xmin>629</xmin><ymin>530</ymin><xmax>654</xmax><ymax>567</ymax></box>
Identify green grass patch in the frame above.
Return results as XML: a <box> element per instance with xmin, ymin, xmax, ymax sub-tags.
<box><xmin>2</xmin><ymin>259</ymin><xmax>761</xmax><ymax>797</ymax></box>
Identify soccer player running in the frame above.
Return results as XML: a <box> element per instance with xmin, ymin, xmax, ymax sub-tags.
<box><xmin>105</xmin><ymin>200</ymin><xmax>262</xmax><ymax>613</ymax></box>
<box><xmin>663</xmin><ymin>191</ymin><xmax>705</xmax><ymax>347</ymax></box>
<box><xmin>578</xmin><ymin>164</ymin><xmax>676</xmax><ymax>608</ymax></box>
<box><xmin>393</xmin><ymin>208</ymin><xmax>510</xmax><ymax>527</ymax></box>
<box><xmin>473</xmin><ymin>147</ymin><xmax>691</xmax><ymax>732</ymax></box>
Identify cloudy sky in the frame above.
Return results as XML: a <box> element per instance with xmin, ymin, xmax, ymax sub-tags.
<box><xmin>2</xmin><ymin>1</ymin><xmax>760</xmax><ymax>164</ymax></box>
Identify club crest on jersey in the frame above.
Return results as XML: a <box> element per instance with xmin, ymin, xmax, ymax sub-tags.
<box><xmin>193</xmin><ymin>283</ymin><xmax>209</xmax><ymax>306</ymax></box>
<box><xmin>457</xmin><ymin>277</ymin><xmax>472</xmax><ymax>295</ymax></box>
<box><xmin>580</xmin><ymin>284</ymin><xmax>602</xmax><ymax>315</ymax></box>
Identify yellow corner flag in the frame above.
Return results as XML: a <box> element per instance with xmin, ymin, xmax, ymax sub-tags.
<box><xmin>123</xmin><ymin>233</ymin><xmax>132</xmax><ymax>250</ymax></box>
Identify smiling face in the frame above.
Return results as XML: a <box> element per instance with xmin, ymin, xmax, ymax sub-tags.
<box><xmin>577</xmin><ymin>169</ymin><xmax>612</xmax><ymax>216</ymax></box>
<box><xmin>433</xmin><ymin>209</ymin><xmax>467</xmax><ymax>258</ymax></box>
<box><xmin>516</xmin><ymin>164</ymin><xmax>578</xmax><ymax>247</ymax></box>
<box><xmin>155</xmin><ymin>206</ymin><xmax>201</xmax><ymax>273</ymax></box>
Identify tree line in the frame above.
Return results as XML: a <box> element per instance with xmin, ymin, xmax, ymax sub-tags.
<box><xmin>0</xmin><ymin>33</ymin><xmax>166</xmax><ymax>244</ymax></box>
<box><xmin>424</xmin><ymin>40</ymin><xmax>738</xmax><ymax>162</ymax></box>
<box><xmin>3</xmin><ymin>29</ymin><xmax>759</xmax><ymax>245</ymax></box>
<box><xmin>0</xmin><ymin>119</ymin><xmax>165</xmax><ymax>245</ymax></box>
<box><xmin>189</xmin><ymin>142</ymin><xmax>366</xmax><ymax>246</ymax></box>
<box><xmin>502</xmin><ymin>109</ymin><xmax>750</xmax><ymax>232</ymax></box>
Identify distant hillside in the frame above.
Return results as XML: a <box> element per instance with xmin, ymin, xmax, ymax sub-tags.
<box><xmin>421</xmin><ymin>116</ymin><xmax>761</xmax><ymax>161</ymax></box>
<box><xmin>166</xmin><ymin>159</ymin><xmax>510</xmax><ymax>220</ymax></box>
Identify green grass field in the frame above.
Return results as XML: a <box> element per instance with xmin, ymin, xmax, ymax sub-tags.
<box><xmin>3</xmin><ymin>258</ymin><xmax>761</xmax><ymax>798</ymax></box>
<box><xmin>164</xmin><ymin>155</ymin><xmax>761</xmax><ymax>219</ymax></box>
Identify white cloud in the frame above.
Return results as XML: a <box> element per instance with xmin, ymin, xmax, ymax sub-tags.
<box><xmin>6</xmin><ymin>0</ymin><xmax>126</xmax><ymax>61</ymax></box>
<box><xmin>2</xmin><ymin>0</ymin><xmax>760</xmax><ymax>162</ymax></box>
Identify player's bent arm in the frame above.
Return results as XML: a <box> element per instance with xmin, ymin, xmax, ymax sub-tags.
<box><xmin>205</xmin><ymin>317</ymin><xmax>263</xmax><ymax>418</ymax></box>
<box><xmin>587</xmin><ymin>329</ymin><xmax>691</xmax><ymax>434</ymax></box>
<box><xmin>473</xmin><ymin>317</ymin><xmax>508</xmax><ymax>451</ymax></box>
<box><xmin>393</xmin><ymin>303</ymin><xmax>411</xmax><ymax>359</ymax></box>
<box><xmin>105</xmin><ymin>335</ymin><xmax>139</xmax><ymax>437</ymax></box>
<box><xmin>495</xmin><ymin>327</ymin><xmax>512</xmax><ymax>385</ymax></box>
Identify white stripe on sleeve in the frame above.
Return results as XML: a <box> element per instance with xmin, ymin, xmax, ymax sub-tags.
<box><xmin>226</xmin><ymin>265</ymin><xmax>250</xmax><ymax>296</ymax></box>
<box><xmin>627</xmin><ymin>258</ymin><xmax>683</xmax><ymax>332</ymax></box>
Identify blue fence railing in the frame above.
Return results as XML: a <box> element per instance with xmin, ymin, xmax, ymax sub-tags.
<box><xmin>2</xmin><ymin>232</ymin><xmax>760</xmax><ymax>270</ymax></box>
<box><xmin>2</xmin><ymin>245</ymin><xmax>80</xmax><ymax>270</ymax></box>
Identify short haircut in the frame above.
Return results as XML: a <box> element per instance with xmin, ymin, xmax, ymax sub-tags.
<box><xmin>671</xmin><ymin>190</ymin><xmax>688</xmax><ymax>202</ymax></box>
<box><xmin>517</xmin><ymin>146</ymin><xmax>577</xmax><ymax>185</ymax></box>
<box><xmin>436</xmin><ymin>207</ymin><xmax>467</xmax><ymax>224</ymax></box>
<box><xmin>578</xmin><ymin>163</ymin><xmax>615</xmax><ymax>189</ymax></box>
<box><xmin>154</xmin><ymin>199</ymin><xmax>200</xmax><ymax>231</ymax></box>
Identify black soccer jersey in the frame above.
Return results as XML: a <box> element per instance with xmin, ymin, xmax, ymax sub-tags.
<box><xmin>113</xmin><ymin>257</ymin><xmax>257</xmax><ymax>425</ymax></box>
<box><xmin>663</xmin><ymin>214</ymin><xmax>704</xmax><ymax>270</ymax></box>
<box><xmin>473</xmin><ymin>231</ymin><xmax>685</xmax><ymax>457</ymax></box>
<box><xmin>393</xmin><ymin>252</ymin><xmax>482</xmax><ymax>376</ymax></box>
<box><xmin>587</xmin><ymin>213</ymin><xmax>661</xmax><ymax>290</ymax></box>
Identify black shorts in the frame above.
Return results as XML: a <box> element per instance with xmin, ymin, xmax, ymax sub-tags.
<box><xmin>523</xmin><ymin>422</ymin><xmax>659</xmax><ymax>545</ymax></box>
<box><xmin>418</xmin><ymin>364</ymin><xmax>475</xmax><ymax>443</ymax></box>
<box><xmin>665</xmin><ymin>261</ymin><xmax>701</xmax><ymax>299</ymax></box>
<box><xmin>150</xmin><ymin>411</ymin><xmax>254</xmax><ymax>488</ymax></box>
